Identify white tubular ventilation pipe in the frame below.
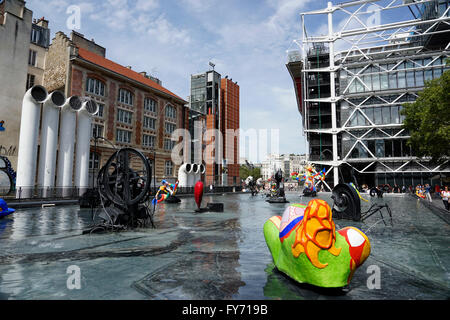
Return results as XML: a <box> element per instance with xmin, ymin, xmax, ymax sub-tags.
<box><xmin>74</xmin><ymin>99</ymin><xmax>98</xmax><ymax>196</ymax></box>
<box><xmin>178</xmin><ymin>163</ymin><xmax>193</xmax><ymax>187</ymax></box>
<box><xmin>194</xmin><ymin>164</ymin><xmax>205</xmax><ymax>184</ymax></box>
<box><xmin>188</xmin><ymin>163</ymin><xmax>199</xmax><ymax>187</ymax></box>
<box><xmin>56</xmin><ymin>96</ymin><xmax>82</xmax><ymax>197</ymax></box>
<box><xmin>37</xmin><ymin>90</ymin><xmax>66</xmax><ymax>198</ymax></box>
<box><xmin>16</xmin><ymin>85</ymin><xmax>48</xmax><ymax>199</ymax></box>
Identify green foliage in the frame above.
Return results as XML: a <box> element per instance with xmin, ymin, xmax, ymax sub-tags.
<box><xmin>401</xmin><ymin>70</ymin><xmax>450</xmax><ymax>164</ymax></box>
<box><xmin>239</xmin><ymin>165</ymin><xmax>262</xmax><ymax>181</ymax></box>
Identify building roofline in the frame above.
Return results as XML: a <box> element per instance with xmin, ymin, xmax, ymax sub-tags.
<box><xmin>74</xmin><ymin>47</ymin><xmax>187</xmax><ymax>105</ymax></box>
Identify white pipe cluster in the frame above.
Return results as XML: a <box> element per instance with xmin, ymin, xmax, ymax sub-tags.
<box><xmin>16</xmin><ymin>85</ymin><xmax>48</xmax><ymax>198</ymax></box>
<box><xmin>178</xmin><ymin>163</ymin><xmax>204</xmax><ymax>187</ymax></box>
<box><xmin>16</xmin><ymin>85</ymin><xmax>97</xmax><ymax>198</ymax></box>
<box><xmin>56</xmin><ymin>96</ymin><xmax>82</xmax><ymax>197</ymax></box>
<box><xmin>38</xmin><ymin>91</ymin><xmax>66</xmax><ymax>198</ymax></box>
<box><xmin>74</xmin><ymin>99</ymin><xmax>98</xmax><ymax>196</ymax></box>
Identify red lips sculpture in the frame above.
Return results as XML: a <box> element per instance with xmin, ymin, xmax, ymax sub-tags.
<box><xmin>194</xmin><ymin>181</ymin><xmax>204</xmax><ymax>210</ymax></box>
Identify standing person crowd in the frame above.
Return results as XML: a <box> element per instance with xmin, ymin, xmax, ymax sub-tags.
<box><xmin>440</xmin><ymin>186</ymin><xmax>450</xmax><ymax>211</ymax></box>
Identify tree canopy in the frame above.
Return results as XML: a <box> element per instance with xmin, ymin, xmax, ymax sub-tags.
<box><xmin>239</xmin><ymin>165</ymin><xmax>262</xmax><ymax>181</ymax></box>
<box><xmin>401</xmin><ymin>70</ymin><xmax>450</xmax><ymax>164</ymax></box>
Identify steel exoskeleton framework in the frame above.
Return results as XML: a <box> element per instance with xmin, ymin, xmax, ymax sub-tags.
<box><xmin>297</xmin><ymin>0</ymin><xmax>450</xmax><ymax>189</ymax></box>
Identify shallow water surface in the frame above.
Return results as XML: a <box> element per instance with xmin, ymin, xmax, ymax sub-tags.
<box><xmin>0</xmin><ymin>193</ymin><xmax>448</xmax><ymax>300</ymax></box>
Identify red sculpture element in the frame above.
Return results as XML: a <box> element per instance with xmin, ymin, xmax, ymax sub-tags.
<box><xmin>194</xmin><ymin>181</ymin><xmax>204</xmax><ymax>209</ymax></box>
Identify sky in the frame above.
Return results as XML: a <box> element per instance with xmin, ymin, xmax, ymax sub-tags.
<box><xmin>26</xmin><ymin>0</ymin><xmax>415</xmax><ymax>163</ymax></box>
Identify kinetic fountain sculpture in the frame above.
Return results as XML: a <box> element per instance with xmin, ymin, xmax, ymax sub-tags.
<box><xmin>264</xmin><ymin>199</ymin><xmax>371</xmax><ymax>288</ymax></box>
<box><xmin>194</xmin><ymin>181</ymin><xmax>224</xmax><ymax>213</ymax></box>
<box><xmin>84</xmin><ymin>147</ymin><xmax>154</xmax><ymax>233</ymax></box>
<box><xmin>266</xmin><ymin>169</ymin><xmax>288</xmax><ymax>203</ymax></box>
<box><xmin>245</xmin><ymin>176</ymin><xmax>258</xmax><ymax>196</ymax></box>
<box><xmin>332</xmin><ymin>183</ymin><xmax>392</xmax><ymax>225</ymax></box>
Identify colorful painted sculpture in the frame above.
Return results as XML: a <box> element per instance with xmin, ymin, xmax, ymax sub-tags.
<box><xmin>299</xmin><ymin>165</ymin><xmax>327</xmax><ymax>194</ymax></box>
<box><xmin>0</xmin><ymin>199</ymin><xmax>15</xmax><ymax>219</ymax></box>
<box><xmin>152</xmin><ymin>180</ymin><xmax>179</xmax><ymax>205</ymax></box>
<box><xmin>264</xmin><ymin>199</ymin><xmax>371</xmax><ymax>288</ymax></box>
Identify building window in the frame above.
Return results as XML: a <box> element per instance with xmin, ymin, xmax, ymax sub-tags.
<box><xmin>143</xmin><ymin>116</ymin><xmax>156</xmax><ymax>130</ymax></box>
<box><xmin>31</xmin><ymin>28</ymin><xmax>40</xmax><ymax>44</ymax></box>
<box><xmin>118</xmin><ymin>88</ymin><xmax>133</xmax><ymax>105</ymax></box>
<box><xmin>92</xmin><ymin>124</ymin><xmax>104</xmax><ymax>138</ymax></box>
<box><xmin>86</xmin><ymin>78</ymin><xmax>106</xmax><ymax>96</ymax></box>
<box><xmin>116</xmin><ymin>129</ymin><xmax>132</xmax><ymax>144</ymax></box>
<box><xmin>89</xmin><ymin>152</ymin><xmax>100</xmax><ymax>169</ymax></box>
<box><xmin>165</xmin><ymin>161</ymin><xmax>173</xmax><ymax>176</ymax></box>
<box><xmin>117</xmin><ymin>109</ymin><xmax>133</xmax><ymax>125</ymax></box>
<box><xmin>165</xmin><ymin>104</ymin><xmax>177</xmax><ymax>120</ymax></box>
<box><xmin>164</xmin><ymin>138</ymin><xmax>176</xmax><ymax>151</ymax></box>
<box><xmin>26</xmin><ymin>74</ymin><xmax>35</xmax><ymax>90</ymax></box>
<box><xmin>165</xmin><ymin>122</ymin><xmax>176</xmax><ymax>135</ymax></box>
<box><xmin>28</xmin><ymin>50</ymin><xmax>37</xmax><ymax>67</ymax></box>
<box><xmin>95</xmin><ymin>103</ymin><xmax>104</xmax><ymax>118</ymax></box>
<box><xmin>143</xmin><ymin>134</ymin><xmax>155</xmax><ymax>148</ymax></box>
<box><xmin>144</xmin><ymin>98</ymin><xmax>157</xmax><ymax>113</ymax></box>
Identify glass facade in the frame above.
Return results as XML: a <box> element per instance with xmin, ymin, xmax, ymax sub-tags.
<box><xmin>338</xmin><ymin>54</ymin><xmax>450</xmax><ymax>161</ymax></box>
<box><xmin>342</xmin><ymin>57</ymin><xmax>449</xmax><ymax>94</ymax></box>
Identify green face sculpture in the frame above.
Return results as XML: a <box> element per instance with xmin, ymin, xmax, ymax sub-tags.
<box><xmin>264</xmin><ymin>199</ymin><xmax>371</xmax><ymax>288</ymax></box>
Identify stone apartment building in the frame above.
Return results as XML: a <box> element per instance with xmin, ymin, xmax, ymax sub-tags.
<box><xmin>0</xmin><ymin>0</ymin><xmax>33</xmax><ymax>172</ymax></box>
<box><xmin>27</xmin><ymin>17</ymin><xmax>50</xmax><ymax>89</ymax></box>
<box><xmin>43</xmin><ymin>31</ymin><xmax>188</xmax><ymax>184</ymax></box>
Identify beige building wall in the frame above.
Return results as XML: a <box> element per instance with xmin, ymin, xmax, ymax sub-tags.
<box><xmin>0</xmin><ymin>0</ymin><xmax>33</xmax><ymax>171</ymax></box>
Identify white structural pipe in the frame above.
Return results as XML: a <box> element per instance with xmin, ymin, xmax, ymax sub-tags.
<box><xmin>37</xmin><ymin>91</ymin><xmax>66</xmax><ymax>198</ymax></box>
<box><xmin>195</xmin><ymin>164</ymin><xmax>205</xmax><ymax>184</ymax></box>
<box><xmin>74</xmin><ymin>99</ymin><xmax>98</xmax><ymax>196</ymax></box>
<box><xmin>16</xmin><ymin>85</ymin><xmax>48</xmax><ymax>199</ymax></box>
<box><xmin>56</xmin><ymin>96</ymin><xmax>82</xmax><ymax>197</ymax></box>
<box><xmin>178</xmin><ymin>163</ymin><xmax>193</xmax><ymax>187</ymax></box>
<box><xmin>188</xmin><ymin>163</ymin><xmax>199</xmax><ymax>187</ymax></box>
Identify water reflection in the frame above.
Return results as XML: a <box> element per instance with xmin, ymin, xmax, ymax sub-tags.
<box><xmin>5</xmin><ymin>206</ymin><xmax>92</xmax><ymax>240</ymax></box>
<box><xmin>0</xmin><ymin>194</ymin><xmax>448</xmax><ymax>300</ymax></box>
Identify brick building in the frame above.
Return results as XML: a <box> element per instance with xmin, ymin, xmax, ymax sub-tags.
<box><xmin>220</xmin><ymin>77</ymin><xmax>240</xmax><ymax>186</ymax></box>
<box><xmin>44</xmin><ymin>31</ymin><xmax>188</xmax><ymax>185</ymax></box>
<box><xmin>189</xmin><ymin>70</ymin><xmax>240</xmax><ymax>186</ymax></box>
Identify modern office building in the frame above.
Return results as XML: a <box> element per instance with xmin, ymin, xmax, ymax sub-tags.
<box><xmin>44</xmin><ymin>31</ymin><xmax>188</xmax><ymax>185</ymax></box>
<box><xmin>188</xmin><ymin>70</ymin><xmax>240</xmax><ymax>186</ymax></box>
<box><xmin>287</xmin><ymin>0</ymin><xmax>450</xmax><ymax>189</ymax></box>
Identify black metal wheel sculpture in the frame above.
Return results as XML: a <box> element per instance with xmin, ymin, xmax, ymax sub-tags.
<box><xmin>82</xmin><ymin>148</ymin><xmax>154</xmax><ymax>234</ymax></box>
<box><xmin>331</xmin><ymin>184</ymin><xmax>361</xmax><ymax>221</ymax></box>
<box><xmin>102</xmin><ymin>148</ymin><xmax>151</xmax><ymax>208</ymax></box>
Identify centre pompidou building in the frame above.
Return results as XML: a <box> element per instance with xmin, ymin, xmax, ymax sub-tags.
<box><xmin>287</xmin><ymin>0</ymin><xmax>450</xmax><ymax>190</ymax></box>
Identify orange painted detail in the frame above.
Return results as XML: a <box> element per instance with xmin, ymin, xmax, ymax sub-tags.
<box><xmin>292</xmin><ymin>199</ymin><xmax>342</xmax><ymax>269</ymax></box>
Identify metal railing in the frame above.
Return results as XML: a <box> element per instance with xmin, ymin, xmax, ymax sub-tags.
<box><xmin>1</xmin><ymin>185</ymin><xmax>244</xmax><ymax>201</ymax></box>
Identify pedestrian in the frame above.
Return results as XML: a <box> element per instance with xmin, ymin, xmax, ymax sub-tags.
<box><xmin>440</xmin><ymin>186</ymin><xmax>449</xmax><ymax>211</ymax></box>
<box><xmin>425</xmin><ymin>184</ymin><xmax>432</xmax><ymax>202</ymax></box>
